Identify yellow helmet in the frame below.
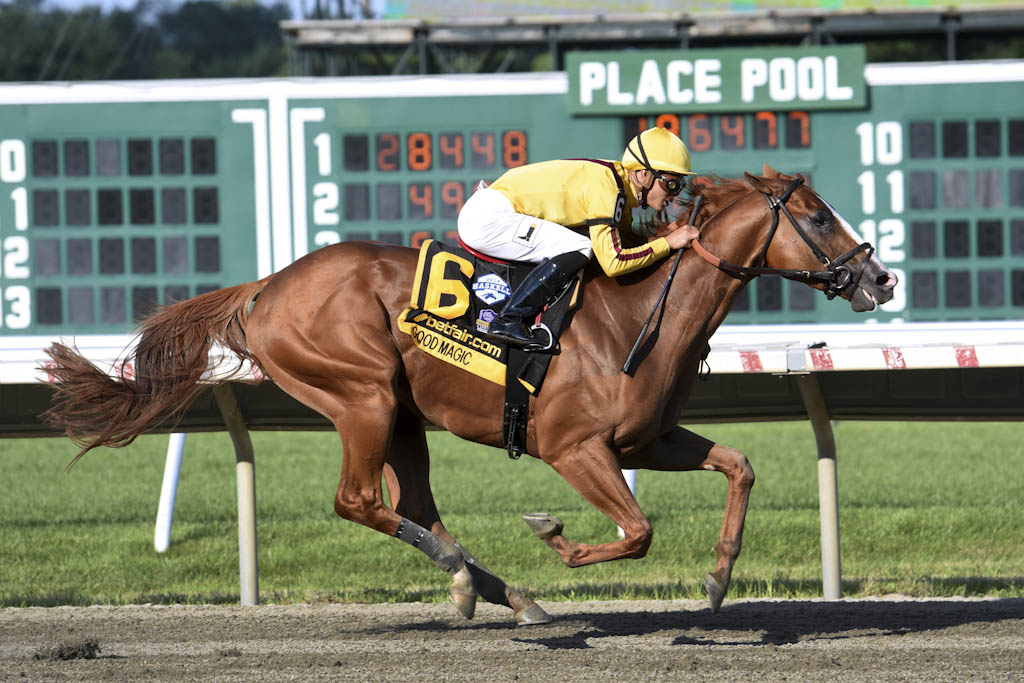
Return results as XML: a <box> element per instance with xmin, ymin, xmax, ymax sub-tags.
<box><xmin>622</xmin><ymin>127</ymin><xmax>695</xmax><ymax>176</ymax></box>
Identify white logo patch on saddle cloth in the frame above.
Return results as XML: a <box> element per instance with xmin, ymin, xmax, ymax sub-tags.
<box><xmin>472</xmin><ymin>273</ymin><xmax>511</xmax><ymax>307</ymax></box>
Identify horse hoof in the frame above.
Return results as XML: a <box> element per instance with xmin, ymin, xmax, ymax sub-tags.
<box><xmin>449</xmin><ymin>565</ymin><xmax>477</xmax><ymax>620</ymax></box>
<box><xmin>702</xmin><ymin>573</ymin><xmax>726</xmax><ymax>614</ymax></box>
<box><xmin>514</xmin><ymin>601</ymin><xmax>553</xmax><ymax>626</ymax></box>
<box><xmin>522</xmin><ymin>513</ymin><xmax>564</xmax><ymax>541</ymax></box>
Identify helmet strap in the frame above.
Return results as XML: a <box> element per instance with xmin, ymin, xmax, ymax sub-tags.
<box><xmin>628</xmin><ymin>133</ymin><xmax>658</xmax><ymax>176</ymax></box>
<box><xmin>639</xmin><ymin>178</ymin><xmax>652</xmax><ymax>209</ymax></box>
<box><xmin>629</xmin><ymin>133</ymin><xmax>664</xmax><ymax>209</ymax></box>
<box><xmin>628</xmin><ymin>168</ymin><xmax>655</xmax><ymax>209</ymax></box>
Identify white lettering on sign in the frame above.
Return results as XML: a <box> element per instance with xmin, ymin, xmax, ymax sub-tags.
<box><xmin>3</xmin><ymin>236</ymin><xmax>30</xmax><ymax>279</ymax></box>
<box><xmin>606</xmin><ymin>62</ymin><xmax>633</xmax><ymax>105</ymax></box>
<box><xmin>770</xmin><ymin>58</ymin><xmax>796</xmax><ymax>102</ymax></box>
<box><xmin>635</xmin><ymin>60</ymin><xmax>665</xmax><ymax>105</ymax></box>
<box><xmin>694</xmin><ymin>59</ymin><xmax>722</xmax><ymax>104</ymax></box>
<box><xmin>825</xmin><ymin>56</ymin><xmax>854</xmax><ymax>100</ymax></box>
<box><xmin>741</xmin><ymin>56</ymin><xmax>853</xmax><ymax>103</ymax></box>
<box><xmin>1</xmin><ymin>286</ymin><xmax>31</xmax><ymax>329</ymax></box>
<box><xmin>666</xmin><ymin>60</ymin><xmax>693</xmax><ymax>104</ymax></box>
<box><xmin>579</xmin><ymin>61</ymin><xmax>606</xmax><ymax>106</ymax></box>
<box><xmin>740</xmin><ymin>59</ymin><xmax>767</xmax><ymax>102</ymax></box>
<box><xmin>0</xmin><ymin>140</ymin><xmax>26</xmax><ymax>183</ymax></box>
<box><xmin>579</xmin><ymin>59</ymin><xmax>723</xmax><ymax>107</ymax></box>
<box><xmin>10</xmin><ymin>187</ymin><xmax>27</xmax><ymax>231</ymax></box>
<box><xmin>798</xmin><ymin>58</ymin><xmax>825</xmax><ymax>101</ymax></box>
<box><xmin>312</xmin><ymin>182</ymin><xmax>340</xmax><ymax>226</ymax></box>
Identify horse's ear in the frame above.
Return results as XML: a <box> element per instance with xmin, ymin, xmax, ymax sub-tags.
<box><xmin>762</xmin><ymin>163</ymin><xmax>779</xmax><ymax>178</ymax></box>
<box><xmin>744</xmin><ymin>171</ymin><xmax>773</xmax><ymax>195</ymax></box>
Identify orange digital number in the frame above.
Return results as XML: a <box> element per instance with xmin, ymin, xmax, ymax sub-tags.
<box><xmin>408</xmin><ymin>132</ymin><xmax>432</xmax><ymax>171</ymax></box>
<box><xmin>688</xmin><ymin>115</ymin><xmax>712</xmax><ymax>152</ymax></box>
<box><xmin>410</xmin><ymin>230</ymin><xmax>432</xmax><ymax>249</ymax></box>
<box><xmin>655</xmin><ymin>114</ymin><xmax>681</xmax><ymax>137</ymax></box>
<box><xmin>440</xmin><ymin>181</ymin><xmax>465</xmax><ymax>219</ymax></box>
<box><xmin>720</xmin><ymin>115</ymin><xmax>745</xmax><ymax>149</ymax></box>
<box><xmin>754</xmin><ymin>112</ymin><xmax>778</xmax><ymax>148</ymax></box>
<box><xmin>788</xmin><ymin>111</ymin><xmax>810</xmax><ymax>148</ymax></box>
<box><xmin>408</xmin><ymin>183</ymin><xmax>433</xmax><ymax>218</ymax></box>
<box><xmin>377</xmin><ymin>133</ymin><xmax>399</xmax><ymax>171</ymax></box>
<box><xmin>439</xmin><ymin>133</ymin><xmax>464</xmax><ymax>169</ymax></box>
<box><xmin>503</xmin><ymin>130</ymin><xmax>527</xmax><ymax>167</ymax></box>
<box><xmin>471</xmin><ymin>132</ymin><xmax>495</xmax><ymax>168</ymax></box>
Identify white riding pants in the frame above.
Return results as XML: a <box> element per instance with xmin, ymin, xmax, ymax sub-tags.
<box><xmin>457</xmin><ymin>188</ymin><xmax>593</xmax><ymax>264</ymax></box>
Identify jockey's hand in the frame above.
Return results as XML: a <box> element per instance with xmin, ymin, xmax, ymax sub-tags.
<box><xmin>665</xmin><ymin>222</ymin><xmax>700</xmax><ymax>250</ymax></box>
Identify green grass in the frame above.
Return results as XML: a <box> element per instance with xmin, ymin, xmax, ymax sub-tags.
<box><xmin>1</xmin><ymin>421</ymin><xmax>1021</xmax><ymax>606</ymax></box>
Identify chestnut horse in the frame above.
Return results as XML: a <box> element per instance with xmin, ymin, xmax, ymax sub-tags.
<box><xmin>44</xmin><ymin>167</ymin><xmax>896</xmax><ymax>625</ymax></box>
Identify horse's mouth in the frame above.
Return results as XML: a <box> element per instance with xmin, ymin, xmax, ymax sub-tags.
<box><xmin>850</xmin><ymin>287</ymin><xmax>878</xmax><ymax>312</ymax></box>
<box><xmin>849</xmin><ymin>261</ymin><xmax>897</xmax><ymax>312</ymax></box>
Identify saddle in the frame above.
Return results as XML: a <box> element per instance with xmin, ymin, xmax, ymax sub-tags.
<box><xmin>397</xmin><ymin>239</ymin><xmax>582</xmax><ymax>458</ymax></box>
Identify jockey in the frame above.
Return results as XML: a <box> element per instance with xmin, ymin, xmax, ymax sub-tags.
<box><xmin>457</xmin><ymin>127</ymin><xmax>701</xmax><ymax>349</ymax></box>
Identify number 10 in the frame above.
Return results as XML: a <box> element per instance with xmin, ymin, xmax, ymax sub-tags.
<box><xmin>855</xmin><ymin>121</ymin><xmax>902</xmax><ymax>166</ymax></box>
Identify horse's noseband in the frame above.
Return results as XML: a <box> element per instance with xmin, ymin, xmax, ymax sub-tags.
<box><xmin>758</xmin><ymin>177</ymin><xmax>873</xmax><ymax>299</ymax></box>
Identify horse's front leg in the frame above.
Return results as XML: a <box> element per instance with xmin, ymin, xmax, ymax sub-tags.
<box><xmin>623</xmin><ymin>426</ymin><xmax>755</xmax><ymax>613</ymax></box>
<box><xmin>526</xmin><ymin>438</ymin><xmax>654</xmax><ymax>567</ymax></box>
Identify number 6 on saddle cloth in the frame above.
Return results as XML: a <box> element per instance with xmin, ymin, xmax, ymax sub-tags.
<box><xmin>397</xmin><ymin>239</ymin><xmax>582</xmax><ymax>458</ymax></box>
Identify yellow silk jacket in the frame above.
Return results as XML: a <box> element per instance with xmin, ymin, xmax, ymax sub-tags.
<box><xmin>488</xmin><ymin>158</ymin><xmax>671</xmax><ymax>277</ymax></box>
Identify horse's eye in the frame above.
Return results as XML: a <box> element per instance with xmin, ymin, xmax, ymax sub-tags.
<box><xmin>812</xmin><ymin>212</ymin><xmax>831</xmax><ymax>228</ymax></box>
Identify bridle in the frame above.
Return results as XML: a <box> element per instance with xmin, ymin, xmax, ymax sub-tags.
<box><xmin>690</xmin><ymin>177</ymin><xmax>873</xmax><ymax>300</ymax></box>
<box><xmin>622</xmin><ymin>176</ymin><xmax>874</xmax><ymax>375</ymax></box>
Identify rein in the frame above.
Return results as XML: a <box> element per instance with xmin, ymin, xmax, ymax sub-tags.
<box><xmin>691</xmin><ymin>177</ymin><xmax>873</xmax><ymax>300</ymax></box>
<box><xmin>622</xmin><ymin>196</ymin><xmax>704</xmax><ymax>374</ymax></box>
<box><xmin>621</xmin><ymin>176</ymin><xmax>873</xmax><ymax>375</ymax></box>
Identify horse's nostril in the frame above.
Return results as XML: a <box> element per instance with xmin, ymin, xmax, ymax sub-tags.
<box><xmin>876</xmin><ymin>272</ymin><xmax>896</xmax><ymax>287</ymax></box>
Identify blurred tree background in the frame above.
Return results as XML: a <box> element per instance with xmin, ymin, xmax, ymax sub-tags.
<box><xmin>2</xmin><ymin>0</ymin><xmax>1021</xmax><ymax>81</ymax></box>
<box><xmin>0</xmin><ymin>0</ymin><xmax>294</xmax><ymax>80</ymax></box>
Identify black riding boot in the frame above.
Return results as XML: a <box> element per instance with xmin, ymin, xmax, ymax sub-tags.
<box><xmin>486</xmin><ymin>251</ymin><xmax>589</xmax><ymax>349</ymax></box>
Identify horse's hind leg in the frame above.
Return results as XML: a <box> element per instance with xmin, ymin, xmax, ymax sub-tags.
<box><xmin>254</xmin><ymin>348</ymin><xmax>477</xmax><ymax>619</ymax></box>
<box><xmin>624</xmin><ymin>426</ymin><xmax>755</xmax><ymax>613</ymax></box>
<box><xmin>383</xmin><ymin>408</ymin><xmax>551</xmax><ymax>625</ymax></box>
<box><xmin>332</xmin><ymin>397</ymin><xmax>481</xmax><ymax>619</ymax></box>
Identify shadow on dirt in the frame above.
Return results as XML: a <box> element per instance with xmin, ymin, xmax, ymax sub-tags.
<box><xmin>510</xmin><ymin>598</ymin><xmax>1024</xmax><ymax>650</ymax></box>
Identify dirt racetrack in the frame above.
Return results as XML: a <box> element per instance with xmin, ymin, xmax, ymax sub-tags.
<box><xmin>2</xmin><ymin>597</ymin><xmax>1021</xmax><ymax>681</ymax></box>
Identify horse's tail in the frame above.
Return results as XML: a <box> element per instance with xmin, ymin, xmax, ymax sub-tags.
<box><xmin>42</xmin><ymin>278</ymin><xmax>269</xmax><ymax>466</ymax></box>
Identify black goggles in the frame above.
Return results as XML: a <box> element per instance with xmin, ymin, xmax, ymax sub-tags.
<box><xmin>655</xmin><ymin>172</ymin><xmax>685</xmax><ymax>196</ymax></box>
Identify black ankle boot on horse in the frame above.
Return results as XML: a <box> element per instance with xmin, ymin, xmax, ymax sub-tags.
<box><xmin>485</xmin><ymin>251</ymin><xmax>590</xmax><ymax>349</ymax></box>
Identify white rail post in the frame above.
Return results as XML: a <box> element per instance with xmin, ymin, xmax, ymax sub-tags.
<box><xmin>213</xmin><ymin>383</ymin><xmax>259</xmax><ymax>607</ymax></box>
<box><xmin>154</xmin><ymin>433</ymin><xmax>187</xmax><ymax>553</ymax></box>
<box><xmin>795</xmin><ymin>373</ymin><xmax>842</xmax><ymax>600</ymax></box>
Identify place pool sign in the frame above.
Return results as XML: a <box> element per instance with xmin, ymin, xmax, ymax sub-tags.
<box><xmin>567</xmin><ymin>46</ymin><xmax>866</xmax><ymax>115</ymax></box>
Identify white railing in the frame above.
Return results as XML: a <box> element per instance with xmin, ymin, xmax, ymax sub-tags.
<box><xmin>4</xmin><ymin>320</ymin><xmax>1022</xmax><ymax>605</ymax></box>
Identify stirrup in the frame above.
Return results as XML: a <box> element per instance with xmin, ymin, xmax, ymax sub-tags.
<box><xmin>525</xmin><ymin>323</ymin><xmax>553</xmax><ymax>351</ymax></box>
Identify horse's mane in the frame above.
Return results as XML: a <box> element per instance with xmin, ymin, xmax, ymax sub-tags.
<box><xmin>630</xmin><ymin>175</ymin><xmax>757</xmax><ymax>242</ymax></box>
<box><xmin>677</xmin><ymin>175</ymin><xmax>756</xmax><ymax>221</ymax></box>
